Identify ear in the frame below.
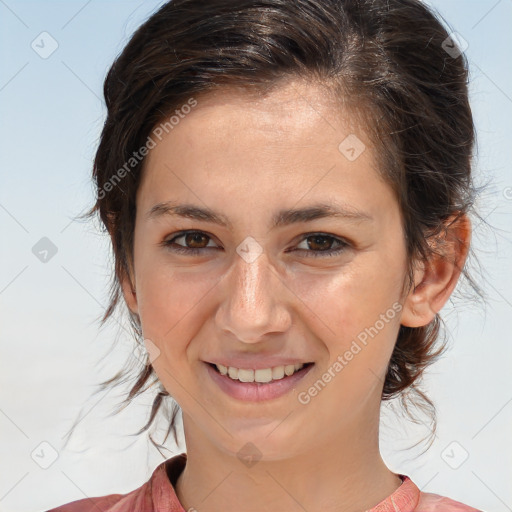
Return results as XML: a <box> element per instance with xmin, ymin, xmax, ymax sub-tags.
<box><xmin>400</xmin><ymin>214</ymin><xmax>471</xmax><ymax>328</ymax></box>
<box><xmin>120</xmin><ymin>264</ymin><xmax>139</xmax><ymax>316</ymax></box>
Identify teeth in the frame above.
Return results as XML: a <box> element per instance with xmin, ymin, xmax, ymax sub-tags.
<box><xmin>238</xmin><ymin>368</ymin><xmax>254</xmax><ymax>382</ymax></box>
<box><xmin>215</xmin><ymin>363</ymin><xmax>306</xmax><ymax>382</ymax></box>
<box><xmin>254</xmin><ymin>368</ymin><xmax>272</xmax><ymax>383</ymax></box>
<box><xmin>284</xmin><ymin>365</ymin><xmax>295</xmax><ymax>376</ymax></box>
<box><xmin>217</xmin><ymin>363</ymin><xmax>228</xmax><ymax>375</ymax></box>
<box><xmin>272</xmin><ymin>366</ymin><xmax>284</xmax><ymax>380</ymax></box>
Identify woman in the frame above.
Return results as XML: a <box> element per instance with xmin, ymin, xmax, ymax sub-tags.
<box><xmin>48</xmin><ymin>0</ymin><xmax>483</xmax><ymax>510</ymax></box>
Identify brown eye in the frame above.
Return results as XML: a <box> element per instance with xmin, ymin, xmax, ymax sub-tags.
<box><xmin>162</xmin><ymin>231</ymin><xmax>349</xmax><ymax>258</ymax></box>
<box><xmin>306</xmin><ymin>235</ymin><xmax>335</xmax><ymax>251</ymax></box>
<box><xmin>295</xmin><ymin>233</ymin><xmax>349</xmax><ymax>258</ymax></box>
<box><xmin>163</xmin><ymin>231</ymin><xmax>219</xmax><ymax>255</ymax></box>
<box><xmin>183</xmin><ymin>232</ymin><xmax>210</xmax><ymax>248</ymax></box>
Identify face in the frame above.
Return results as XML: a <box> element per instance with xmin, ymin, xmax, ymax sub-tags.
<box><xmin>122</xmin><ymin>80</ymin><xmax>418</xmax><ymax>460</ymax></box>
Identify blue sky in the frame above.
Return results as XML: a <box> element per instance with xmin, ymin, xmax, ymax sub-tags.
<box><xmin>1</xmin><ymin>1</ymin><xmax>511</xmax><ymax>511</ymax></box>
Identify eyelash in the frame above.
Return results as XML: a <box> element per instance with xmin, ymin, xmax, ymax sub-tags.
<box><xmin>161</xmin><ymin>231</ymin><xmax>349</xmax><ymax>258</ymax></box>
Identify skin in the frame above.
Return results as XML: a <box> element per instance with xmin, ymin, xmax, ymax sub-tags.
<box><xmin>121</xmin><ymin>78</ymin><xmax>471</xmax><ymax>512</ymax></box>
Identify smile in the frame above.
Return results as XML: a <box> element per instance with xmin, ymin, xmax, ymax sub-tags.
<box><xmin>214</xmin><ymin>363</ymin><xmax>307</xmax><ymax>383</ymax></box>
<box><xmin>206</xmin><ymin>362</ymin><xmax>315</xmax><ymax>401</ymax></box>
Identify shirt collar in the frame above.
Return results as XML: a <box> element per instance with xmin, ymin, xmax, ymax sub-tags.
<box><xmin>151</xmin><ymin>453</ymin><xmax>420</xmax><ymax>512</ymax></box>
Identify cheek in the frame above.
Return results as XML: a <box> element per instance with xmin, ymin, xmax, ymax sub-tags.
<box><xmin>298</xmin><ymin>255</ymin><xmax>402</xmax><ymax>338</ymax></box>
<box><xmin>135</xmin><ymin>267</ymin><xmax>218</xmax><ymax>399</ymax></box>
<box><xmin>294</xmin><ymin>263</ymin><xmax>403</xmax><ymax>418</ymax></box>
<box><xmin>292</xmin><ymin>254</ymin><xmax>405</xmax><ymax>400</ymax></box>
<box><xmin>134</xmin><ymin>255</ymin><xmax>218</xmax><ymax>359</ymax></box>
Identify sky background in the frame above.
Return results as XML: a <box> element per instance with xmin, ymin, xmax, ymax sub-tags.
<box><xmin>1</xmin><ymin>1</ymin><xmax>511</xmax><ymax>511</ymax></box>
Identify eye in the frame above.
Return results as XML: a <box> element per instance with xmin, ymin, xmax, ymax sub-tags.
<box><xmin>293</xmin><ymin>233</ymin><xmax>349</xmax><ymax>258</ymax></box>
<box><xmin>162</xmin><ymin>231</ymin><xmax>220</xmax><ymax>255</ymax></box>
<box><xmin>162</xmin><ymin>231</ymin><xmax>349</xmax><ymax>258</ymax></box>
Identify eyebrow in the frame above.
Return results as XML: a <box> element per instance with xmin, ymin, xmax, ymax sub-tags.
<box><xmin>146</xmin><ymin>201</ymin><xmax>373</xmax><ymax>229</ymax></box>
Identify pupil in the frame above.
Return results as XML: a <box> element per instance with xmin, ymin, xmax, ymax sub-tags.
<box><xmin>187</xmin><ymin>233</ymin><xmax>207</xmax><ymax>248</ymax></box>
<box><xmin>309</xmin><ymin>235</ymin><xmax>331</xmax><ymax>251</ymax></box>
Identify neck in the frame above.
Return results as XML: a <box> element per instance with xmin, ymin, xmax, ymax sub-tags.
<box><xmin>174</xmin><ymin>415</ymin><xmax>402</xmax><ymax>512</ymax></box>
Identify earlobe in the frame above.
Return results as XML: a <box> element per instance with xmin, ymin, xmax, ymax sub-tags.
<box><xmin>400</xmin><ymin>259</ymin><xmax>432</xmax><ymax>328</ymax></box>
<box><xmin>400</xmin><ymin>214</ymin><xmax>471</xmax><ymax>328</ymax></box>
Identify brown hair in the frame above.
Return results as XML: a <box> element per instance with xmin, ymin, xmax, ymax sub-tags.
<box><xmin>69</xmin><ymin>0</ymin><xmax>485</xmax><ymax>455</ymax></box>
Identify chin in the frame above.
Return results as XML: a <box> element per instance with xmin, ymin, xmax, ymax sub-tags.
<box><xmin>214</xmin><ymin>421</ymin><xmax>308</xmax><ymax>463</ymax></box>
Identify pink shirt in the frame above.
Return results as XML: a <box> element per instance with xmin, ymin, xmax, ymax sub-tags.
<box><xmin>46</xmin><ymin>453</ymin><xmax>482</xmax><ymax>512</ymax></box>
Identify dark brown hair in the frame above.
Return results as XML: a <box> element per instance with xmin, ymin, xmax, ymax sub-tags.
<box><xmin>68</xmin><ymin>0</ymin><xmax>486</xmax><ymax>455</ymax></box>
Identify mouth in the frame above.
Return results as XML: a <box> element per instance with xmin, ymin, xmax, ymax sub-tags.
<box><xmin>208</xmin><ymin>362</ymin><xmax>314</xmax><ymax>382</ymax></box>
<box><xmin>205</xmin><ymin>361</ymin><xmax>315</xmax><ymax>401</ymax></box>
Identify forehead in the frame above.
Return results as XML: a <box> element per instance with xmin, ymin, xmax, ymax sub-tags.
<box><xmin>177</xmin><ymin>80</ymin><xmax>361</xmax><ymax>143</ymax></box>
<box><xmin>137</xmin><ymin>79</ymin><xmax>391</xmax><ymax>220</ymax></box>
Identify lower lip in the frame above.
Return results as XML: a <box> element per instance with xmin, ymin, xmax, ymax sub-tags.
<box><xmin>205</xmin><ymin>363</ymin><xmax>314</xmax><ymax>402</ymax></box>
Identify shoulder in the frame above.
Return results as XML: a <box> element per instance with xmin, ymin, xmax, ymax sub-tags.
<box><xmin>44</xmin><ymin>492</ymin><xmax>129</xmax><ymax>512</ymax></box>
<box><xmin>43</xmin><ymin>482</ymin><xmax>153</xmax><ymax>512</ymax></box>
<box><xmin>44</xmin><ymin>453</ymin><xmax>188</xmax><ymax>512</ymax></box>
<box><xmin>392</xmin><ymin>475</ymin><xmax>483</xmax><ymax>512</ymax></box>
<box><xmin>415</xmin><ymin>490</ymin><xmax>483</xmax><ymax>512</ymax></box>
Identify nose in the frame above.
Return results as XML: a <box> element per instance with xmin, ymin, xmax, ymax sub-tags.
<box><xmin>214</xmin><ymin>248</ymin><xmax>291</xmax><ymax>344</ymax></box>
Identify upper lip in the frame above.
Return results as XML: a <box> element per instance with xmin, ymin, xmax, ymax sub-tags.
<box><xmin>205</xmin><ymin>358</ymin><xmax>313</xmax><ymax>370</ymax></box>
